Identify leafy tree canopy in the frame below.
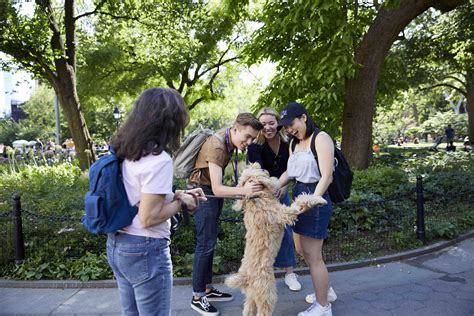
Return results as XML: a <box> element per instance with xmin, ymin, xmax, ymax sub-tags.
<box><xmin>77</xmin><ymin>0</ymin><xmax>249</xmax><ymax>115</ymax></box>
<box><xmin>245</xmin><ymin>0</ymin><xmax>388</xmax><ymax>136</ymax></box>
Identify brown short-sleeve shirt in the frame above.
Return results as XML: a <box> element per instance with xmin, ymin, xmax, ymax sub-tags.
<box><xmin>188</xmin><ymin>128</ymin><xmax>231</xmax><ymax>186</ymax></box>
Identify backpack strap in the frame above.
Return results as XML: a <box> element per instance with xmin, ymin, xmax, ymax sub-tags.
<box><xmin>310</xmin><ymin>129</ymin><xmax>322</xmax><ymax>174</ymax></box>
<box><xmin>309</xmin><ymin>129</ymin><xmax>321</xmax><ymax>160</ymax></box>
<box><xmin>290</xmin><ymin>129</ymin><xmax>322</xmax><ymax>155</ymax></box>
<box><xmin>212</xmin><ymin>133</ymin><xmax>224</xmax><ymax>143</ymax></box>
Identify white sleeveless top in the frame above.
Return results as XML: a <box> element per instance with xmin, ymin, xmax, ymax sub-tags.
<box><xmin>287</xmin><ymin>150</ymin><xmax>321</xmax><ymax>183</ymax></box>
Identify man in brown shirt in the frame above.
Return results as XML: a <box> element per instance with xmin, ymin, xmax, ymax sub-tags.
<box><xmin>189</xmin><ymin>113</ymin><xmax>263</xmax><ymax>315</ymax></box>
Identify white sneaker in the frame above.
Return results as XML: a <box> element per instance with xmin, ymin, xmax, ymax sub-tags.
<box><xmin>284</xmin><ymin>273</ymin><xmax>302</xmax><ymax>291</ymax></box>
<box><xmin>305</xmin><ymin>287</ymin><xmax>337</xmax><ymax>304</ymax></box>
<box><xmin>298</xmin><ymin>302</ymin><xmax>332</xmax><ymax>316</ymax></box>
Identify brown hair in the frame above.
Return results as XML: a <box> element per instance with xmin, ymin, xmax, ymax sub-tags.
<box><xmin>234</xmin><ymin>112</ymin><xmax>263</xmax><ymax>131</ymax></box>
<box><xmin>110</xmin><ymin>88</ymin><xmax>189</xmax><ymax>161</ymax></box>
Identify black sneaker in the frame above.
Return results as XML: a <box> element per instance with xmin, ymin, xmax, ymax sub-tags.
<box><xmin>205</xmin><ymin>288</ymin><xmax>233</xmax><ymax>302</ymax></box>
<box><xmin>191</xmin><ymin>296</ymin><xmax>219</xmax><ymax>315</ymax></box>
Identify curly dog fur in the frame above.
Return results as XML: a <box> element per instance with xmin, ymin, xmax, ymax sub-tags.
<box><xmin>225</xmin><ymin>163</ymin><xmax>326</xmax><ymax>316</ymax></box>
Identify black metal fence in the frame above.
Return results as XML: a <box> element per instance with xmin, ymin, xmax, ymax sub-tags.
<box><xmin>0</xmin><ymin>175</ymin><xmax>473</xmax><ymax>272</ymax></box>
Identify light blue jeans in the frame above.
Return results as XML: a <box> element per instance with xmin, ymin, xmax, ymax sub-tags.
<box><xmin>107</xmin><ymin>232</ymin><xmax>172</xmax><ymax>316</ymax></box>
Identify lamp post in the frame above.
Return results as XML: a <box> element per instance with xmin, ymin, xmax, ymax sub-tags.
<box><xmin>113</xmin><ymin>106</ymin><xmax>121</xmax><ymax>131</ymax></box>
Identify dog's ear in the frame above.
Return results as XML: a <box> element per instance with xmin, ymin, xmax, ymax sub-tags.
<box><xmin>238</xmin><ymin>163</ymin><xmax>264</xmax><ymax>187</ymax></box>
<box><xmin>256</xmin><ymin>175</ymin><xmax>279</xmax><ymax>192</ymax></box>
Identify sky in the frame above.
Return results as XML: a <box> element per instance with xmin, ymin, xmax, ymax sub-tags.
<box><xmin>0</xmin><ymin>1</ymin><xmax>36</xmax><ymax>117</ymax></box>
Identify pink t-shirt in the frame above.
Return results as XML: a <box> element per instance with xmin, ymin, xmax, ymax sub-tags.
<box><xmin>119</xmin><ymin>151</ymin><xmax>174</xmax><ymax>239</ymax></box>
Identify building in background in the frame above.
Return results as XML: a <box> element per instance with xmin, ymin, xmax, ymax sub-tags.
<box><xmin>0</xmin><ymin>54</ymin><xmax>35</xmax><ymax>121</ymax></box>
<box><xmin>1</xmin><ymin>1</ymin><xmax>35</xmax><ymax>120</ymax></box>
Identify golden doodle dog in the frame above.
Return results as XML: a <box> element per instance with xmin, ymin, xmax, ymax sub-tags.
<box><xmin>225</xmin><ymin>163</ymin><xmax>326</xmax><ymax>316</ymax></box>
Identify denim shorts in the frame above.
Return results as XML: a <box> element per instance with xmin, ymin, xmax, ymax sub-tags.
<box><xmin>292</xmin><ymin>182</ymin><xmax>332</xmax><ymax>239</ymax></box>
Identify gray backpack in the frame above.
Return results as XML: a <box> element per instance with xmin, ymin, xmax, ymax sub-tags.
<box><xmin>174</xmin><ymin>126</ymin><xmax>224</xmax><ymax>179</ymax></box>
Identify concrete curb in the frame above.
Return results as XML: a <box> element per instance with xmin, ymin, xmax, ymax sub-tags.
<box><xmin>1</xmin><ymin>229</ymin><xmax>473</xmax><ymax>289</ymax></box>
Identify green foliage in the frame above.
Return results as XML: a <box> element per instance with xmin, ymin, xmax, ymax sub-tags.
<box><xmin>0</xmin><ymin>163</ymin><xmax>87</xmax><ymax>215</ymax></box>
<box><xmin>77</xmin><ymin>0</ymin><xmax>248</xmax><ymax>121</ymax></box>
<box><xmin>12</xmin><ymin>250</ymin><xmax>112</xmax><ymax>281</ymax></box>
<box><xmin>0</xmin><ymin>1</ymin><xmax>55</xmax><ymax>76</ymax></box>
<box><xmin>402</xmin><ymin>150</ymin><xmax>473</xmax><ymax>176</ymax></box>
<box><xmin>172</xmin><ymin>253</ymin><xmax>224</xmax><ymax>277</ymax></box>
<box><xmin>373</xmin><ymin>88</ymin><xmax>451</xmax><ymax>144</ymax></box>
<box><xmin>69</xmin><ymin>252</ymin><xmax>111</xmax><ymax>281</ymax></box>
<box><xmin>215</xmin><ymin>221</ymin><xmax>246</xmax><ymax>262</ymax></box>
<box><xmin>185</xmin><ymin>75</ymin><xmax>259</xmax><ymax>132</ymax></box>
<box><xmin>392</xmin><ymin>231</ymin><xmax>422</xmax><ymax>249</ymax></box>
<box><xmin>352</xmin><ymin>166</ymin><xmax>410</xmax><ymax>195</ymax></box>
<box><xmin>377</xmin><ymin>4</ymin><xmax>473</xmax><ymax>143</ymax></box>
<box><xmin>425</xmin><ymin>219</ymin><xmax>458</xmax><ymax>239</ymax></box>
<box><xmin>245</xmin><ymin>0</ymin><xmax>356</xmax><ymax>136</ymax></box>
<box><xmin>420</xmin><ymin>111</ymin><xmax>468</xmax><ymax>137</ymax></box>
<box><xmin>171</xmin><ymin>224</ymin><xmax>196</xmax><ymax>256</ymax></box>
<box><xmin>0</xmin><ymin>120</ymin><xmax>21</xmax><ymax>146</ymax></box>
<box><xmin>172</xmin><ymin>253</ymin><xmax>194</xmax><ymax>277</ymax></box>
<box><xmin>1</xmin><ymin>149</ymin><xmax>473</xmax><ymax>280</ymax></box>
<box><xmin>0</xmin><ymin>85</ymin><xmax>72</xmax><ymax>145</ymax></box>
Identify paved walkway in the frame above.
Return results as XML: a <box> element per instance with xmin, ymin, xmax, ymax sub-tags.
<box><xmin>1</xmin><ymin>237</ymin><xmax>473</xmax><ymax>315</ymax></box>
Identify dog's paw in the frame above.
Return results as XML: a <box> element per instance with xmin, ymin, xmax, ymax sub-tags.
<box><xmin>294</xmin><ymin>193</ymin><xmax>327</xmax><ymax>211</ymax></box>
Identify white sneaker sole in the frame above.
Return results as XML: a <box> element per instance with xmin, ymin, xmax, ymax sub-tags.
<box><xmin>190</xmin><ymin>303</ymin><xmax>219</xmax><ymax>315</ymax></box>
<box><xmin>305</xmin><ymin>287</ymin><xmax>337</xmax><ymax>304</ymax></box>
<box><xmin>288</xmin><ymin>285</ymin><xmax>302</xmax><ymax>292</ymax></box>
<box><xmin>206</xmin><ymin>296</ymin><xmax>234</xmax><ymax>302</ymax></box>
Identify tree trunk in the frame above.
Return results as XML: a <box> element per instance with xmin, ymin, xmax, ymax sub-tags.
<box><xmin>466</xmin><ymin>70</ymin><xmax>474</xmax><ymax>147</ymax></box>
<box><xmin>51</xmin><ymin>69</ymin><xmax>95</xmax><ymax>171</ymax></box>
<box><xmin>45</xmin><ymin>0</ymin><xmax>94</xmax><ymax>171</ymax></box>
<box><xmin>341</xmin><ymin>0</ymin><xmax>466</xmax><ymax>168</ymax></box>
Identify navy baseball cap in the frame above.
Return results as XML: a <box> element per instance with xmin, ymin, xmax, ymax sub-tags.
<box><xmin>278</xmin><ymin>102</ymin><xmax>307</xmax><ymax>126</ymax></box>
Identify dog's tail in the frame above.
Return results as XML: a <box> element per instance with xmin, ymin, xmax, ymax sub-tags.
<box><xmin>225</xmin><ymin>273</ymin><xmax>248</xmax><ymax>289</ymax></box>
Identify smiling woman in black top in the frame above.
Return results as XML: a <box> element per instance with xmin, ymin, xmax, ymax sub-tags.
<box><xmin>247</xmin><ymin>107</ymin><xmax>302</xmax><ymax>292</ymax></box>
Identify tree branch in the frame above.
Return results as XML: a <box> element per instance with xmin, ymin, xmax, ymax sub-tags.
<box><xmin>188</xmin><ymin>96</ymin><xmax>205</xmax><ymax>111</ymax></box>
<box><xmin>36</xmin><ymin>0</ymin><xmax>64</xmax><ymax>52</ymax></box>
<box><xmin>166</xmin><ymin>80</ymin><xmax>176</xmax><ymax>90</ymax></box>
<box><xmin>191</xmin><ymin>37</ymin><xmax>240</xmax><ymax>85</ymax></box>
<box><xmin>193</xmin><ymin>55</ymin><xmax>239</xmax><ymax>85</ymax></box>
<box><xmin>65</xmin><ymin>0</ymin><xmax>76</xmax><ymax>70</ymax></box>
<box><xmin>373</xmin><ymin>0</ymin><xmax>380</xmax><ymax>10</ymax></box>
<box><xmin>178</xmin><ymin>65</ymin><xmax>190</xmax><ymax>93</ymax></box>
<box><xmin>209</xmin><ymin>68</ymin><xmax>220</xmax><ymax>94</ymax></box>
<box><xmin>36</xmin><ymin>0</ymin><xmax>65</xmax><ymax>71</ymax></box>
<box><xmin>445</xmin><ymin>75</ymin><xmax>467</xmax><ymax>88</ymax></box>
<box><xmin>191</xmin><ymin>63</ymin><xmax>202</xmax><ymax>86</ymax></box>
<box><xmin>74</xmin><ymin>0</ymin><xmax>107</xmax><ymax>21</ymax></box>
<box><xmin>422</xmin><ymin>82</ymin><xmax>467</xmax><ymax>95</ymax></box>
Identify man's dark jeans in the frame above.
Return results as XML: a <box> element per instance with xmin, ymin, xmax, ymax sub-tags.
<box><xmin>192</xmin><ymin>185</ymin><xmax>223</xmax><ymax>296</ymax></box>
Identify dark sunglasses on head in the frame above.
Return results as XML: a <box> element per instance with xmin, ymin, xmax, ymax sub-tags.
<box><xmin>272</xmin><ymin>155</ymin><xmax>281</xmax><ymax>171</ymax></box>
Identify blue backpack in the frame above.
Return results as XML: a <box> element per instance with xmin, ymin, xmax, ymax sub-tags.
<box><xmin>83</xmin><ymin>148</ymin><xmax>138</xmax><ymax>234</ymax></box>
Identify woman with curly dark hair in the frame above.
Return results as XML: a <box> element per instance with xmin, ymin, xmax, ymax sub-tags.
<box><xmin>108</xmin><ymin>87</ymin><xmax>206</xmax><ymax>315</ymax></box>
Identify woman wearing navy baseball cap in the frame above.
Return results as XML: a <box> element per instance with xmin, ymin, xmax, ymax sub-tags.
<box><xmin>278</xmin><ymin>102</ymin><xmax>337</xmax><ymax>316</ymax></box>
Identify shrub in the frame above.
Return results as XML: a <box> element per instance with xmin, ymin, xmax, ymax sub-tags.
<box><xmin>0</xmin><ymin>149</ymin><xmax>472</xmax><ymax>280</ymax></box>
<box><xmin>352</xmin><ymin>166</ymin><xmax>410</xmax><ymax>195</ymax></box>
